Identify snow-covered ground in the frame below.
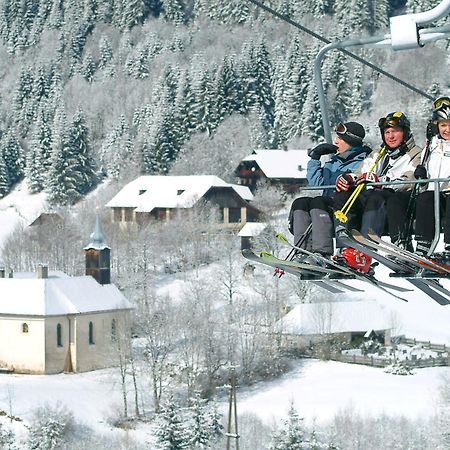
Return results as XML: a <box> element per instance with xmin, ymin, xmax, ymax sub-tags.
<box><xmin>0</xmin><ymin>181</ymin><xmax>48</xmax><ymax>254</ymax></box>
<box><xmin>1</xmin><ymin>185</ymin><xmax>450</xmax><ymax>442</ymax></box>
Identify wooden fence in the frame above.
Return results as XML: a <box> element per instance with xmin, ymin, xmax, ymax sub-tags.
<box><xmin>329</xmin><ymin>352</ymin><xmax>450</xmax><ymax>368</ymax></box>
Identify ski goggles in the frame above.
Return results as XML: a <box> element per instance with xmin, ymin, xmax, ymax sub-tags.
<box><xmin>433</xmin><ymin>96</ymin><xmax>450</xmax><ymax>110</ymax></box>
<box><xmin>334</xmin><ymin>122</ymin><xmax>362</xmax><ymax>141</ymax></box>
<box><xmin>378</xmin><ymin>112</ymin><xmax>406</xmax><ymax>129</ymax></box>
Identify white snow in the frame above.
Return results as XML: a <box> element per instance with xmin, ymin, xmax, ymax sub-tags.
<box><xmin>1</xmin><ymin>184</ymin><xmax>450</xmax><ymax>442</ymax></box>
<box><xmin>241</xmin><ymin>149</ymin><xmax>309</xmax><ymax>179</ymax></box>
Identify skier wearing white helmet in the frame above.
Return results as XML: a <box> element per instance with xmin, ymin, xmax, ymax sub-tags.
<box><xmin>413</xmin><ymin>96</ymin><xmax>450</xmax><ymax>259</ymax></box>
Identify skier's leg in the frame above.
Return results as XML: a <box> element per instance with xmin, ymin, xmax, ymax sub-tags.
<box><xmin>443</xmin><ymin>194</ymin><xmax>450</xmax><ymax>255</ymax></box>
<box><xmin>360</xmin><ymin>190</ymin><xmax>390</xmax><ymax>236</ymax></box>
<box><xmin>415</xmin><ymin>191</ymin><xmax>435</xmax><ymax>255</ymax></box>
<box><xmin>310</xmin><ymin>196</ymin><xmax>334</xmax><ymax>256</ymax></box>
<box><xmin>290</xmin><ymin>197</ymin><xmax>313</xmax><ymax>251</ymax></box>
<box><xmin>386</xmin><ymin>190</ymin><xmax>413</xmax><ymax>250</ymax></box>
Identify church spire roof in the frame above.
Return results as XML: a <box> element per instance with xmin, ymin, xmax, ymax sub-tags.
<box><xmin>84</xmin><ymin>214</ymin><xmax>110</xmax><ymax>250</ymax></box>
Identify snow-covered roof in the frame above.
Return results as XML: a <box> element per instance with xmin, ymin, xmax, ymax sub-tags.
<box><xmin>237</xmin><ymin>222</ymin><xmax>267</xmax><ymax>237</ymax></box>
<box><xmin>240</xmin><ymin>149</ymin><xmax>309</xmax><ymax>179</ymax></box>
<box><xmin>0</xmin><ymin>272</ymin><xmax>133</xmax><ymax>316</ymax></box>
<box><xmin>105</xmin><ymin>175</ymin><xmax>254</xmax><ymax>212</ymax></box>
<box><xmin>279</xmin><ymin>300</ymin><xmax>390</xmax><ymax>335</ymax></box>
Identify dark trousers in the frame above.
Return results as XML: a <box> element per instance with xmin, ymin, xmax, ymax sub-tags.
<box><xmin>415</xmin><ymin>191</ymin><xmax>450</xmax><ymax>244</ymax></box>
<box><xmin>333</xmin><ymin>189</ymin><xmax>392</xmax><ymax>236</ymax></box>
<box><xmin>385</xmin><ymin>190</ymin><xmax>413</xmax><ymax>243</ymax></box>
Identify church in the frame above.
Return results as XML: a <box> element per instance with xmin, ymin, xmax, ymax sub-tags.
<box><xmin>0</xmin><ymin>216</ymin><xmax>133</xmax><ymax>374</ymax></box>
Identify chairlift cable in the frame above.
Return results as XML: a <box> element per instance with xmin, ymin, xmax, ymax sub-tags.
<box><xmin>246</xmin><ymin>0</ymin><xmax>434</xmax><ymax>100</ymax></box>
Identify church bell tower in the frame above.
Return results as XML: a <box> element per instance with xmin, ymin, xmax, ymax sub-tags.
<box><xmin>84</xmin><ymin>214</ymin><xmax>111</xmax><ymax>285</ymax></box>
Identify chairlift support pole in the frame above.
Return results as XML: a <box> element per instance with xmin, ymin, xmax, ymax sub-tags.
<box><xmin>316</xmin><ymin>0</ymin><xmax>450</xmax><ymax>143</ymax></box>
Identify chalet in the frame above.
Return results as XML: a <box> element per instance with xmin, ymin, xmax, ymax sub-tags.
<box><xmin>105</xmin><ymin>175</ymin><xmax>262</xmax><ymax>228</ymax></box>
<box><xmin>235</xmin><ymin>149</ymin><xmax>309</xmax><ymax>192</ymax></box>
<box><xmin>29</xmin><ymin>212</ymin><xmax>63</xmax><ymax>227</ymax></box>
<box><xmin>0</xmin><ymin>216</ymin><xmax>133</xmax><ymax>374</ymax></box>
<box><xmin>237</xmin><ymin>222</ymin><xmax>267</xmax><ymax>250</ymax></box>
<box><xmin>277</xmin><ymin>300</ymin><xmax>391</xmax><ymax>350</ymax></box>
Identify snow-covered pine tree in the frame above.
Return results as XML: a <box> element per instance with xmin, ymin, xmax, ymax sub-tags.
<box><xmin>349</xmin><ymin>63</ymin><xmax>364</xmax><ymax>117</ymax></box>
<box><xmin>98</xmin><ymin>34</ymin><xmax>113</xmax><ymax>69</ymax></box>
<box><xmin>188</xmin><ymin>394</ymin><xmax>214</xmax><ymax>448</ymax></box>
<box><xmin>238</xmin><ymin>40</ymin><xmax>259</xmax><ymax>116</ymax></box>
<box><xmin>269</xmin><ymin>402</ymin><xmax>306</xmax><ymax>450</ymax></box>
<box><xmin>215</xmin><ymin>54</ymin><xmax>242</xmax><ymax>118</ymax></box>
<box><xmin>154</xmin><ymin>395</ymin><xmax>190</xmax><ymax>450</ymax></box>
<box><xmin>0</xmin><ymin>155</ymin><xmax>10</xmax><ymax>197</ymax></box>
<box><xmin>1</xmin><ymin>130</ymin><xmax>23</xmax><ymax>188</ymax></box>
<box><xmin>26</xmin><ymin>107</ymin><xmax>53</xmax><ymax>193</ymax></box>
<box><xmin>163</xmin><ymin>0</ymin><xmax>187</xmax><ymax>25</ymax></box>
<box><xmin>82</xmin><ymin>52</ymin><xmax>96</xmax><ymax>82</ymax></box>
<box><xmin>254</xmin><ymin>39</ymin><xmax>275</xmax><ymax>133</ymax></box>
<box><xmin>66</xmin><ymin>108</ymin><xmax>97</xmax><ymax>195</ymax></box>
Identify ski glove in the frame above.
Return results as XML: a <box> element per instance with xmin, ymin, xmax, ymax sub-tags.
<box><xmin>356</xmin><ymin>172</ymin><xmax>380</xmax><ymax>187</ymax></box>
<box><xmin>414</xmin><ymin>165</ymin><xmax>427</xmax><ymax>180</ymax></box>
<box><xmin>307</xmin><ymin>143</ymin><xmax>337</xmax><ymax>160</ymax></box>
<box><xmin>335</xmin><ymin>173</ymin><xmax>358</xmax><ymax>192</ymax></box>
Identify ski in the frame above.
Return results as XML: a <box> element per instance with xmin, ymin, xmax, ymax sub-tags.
<box><xmin>366</xmin><ymin>229</ymin><xmax>450</xmax><ymax>275</ymax></box>
<box><xmin>275</xmin><ymin>232</ymin><xmax>410</xmax><ymax>301</ymax></box>
<box><xmin>337</xmin><ymin>228</ymin><xmax>450</xmax><ymax>306</ymax></box>
<box><xmin>242</xmin><ymin>248</ymin><xmax>356</xmax><ymax>294</ymax></box>
<box><xmin>242</xmin><ymin>249</ymin><xmax>349</xmax><ymax>277</ymax></box>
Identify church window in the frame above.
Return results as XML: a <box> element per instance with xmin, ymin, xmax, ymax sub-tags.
<box><xmin>89</xmin><ymin>321</ymin><xmax>95</xmax><ymax>345</ymax></box>
<box><xmin>22</xmin><ymin>323</ymin><xmax>29</xmax><ymax>333</ymax></box>
<box><xmin>111</xmin><ymin>319</ymin><xmax>117</xmax><ymax>342</ymax></box>
<box><xmin>57</xmin><ymin>324</ymin><xmax>63</xmax><ymax>347</ymax></box>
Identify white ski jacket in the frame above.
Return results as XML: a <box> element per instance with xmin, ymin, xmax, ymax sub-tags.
<box><xmin>357</xmin><ymin>136</ymin><xmax>421</xmax><ymax>191</ymax></box>
<box><xmin>421</xmin><ymin>136</ymin><xmax>450</xmax><ymax>192</ymax></box>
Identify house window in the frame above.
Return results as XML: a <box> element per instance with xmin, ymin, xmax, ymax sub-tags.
<box><xmin>89</xmin><ymin>321</ymin><xmax>95</xmax><ymax>345</ymax></box>
<box><xmin>229</xmin><ymin>208</ymin><xmax>241</xmax><ymax>223</ymax></box>
<box><xmin>22</xmin><ymin>323</ymin><xmax>29</xmax><ymax>333</ymax></box>
<box><xmin>57</xmin><ymin>324</ymin><xmax>63</xmax><ymax>347</ymax></box>
<box><xmin>111</xmin><ymin>319</ymin><xmax>117</xmax><ymax>342</ymax></box>
<box><xmin>177</xmin><ymin>190</ymin><xmax>185</xmax><ymax>195</ymax></box>
<box><xmin>139</xmin><ymin>189</ymin><xmax>146</xmax><ymax>195</ymax></box>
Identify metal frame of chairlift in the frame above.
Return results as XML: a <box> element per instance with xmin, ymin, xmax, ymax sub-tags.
<box><xmin>315</xmin><ymin>0</ymin><xmax>450</xmax><ymax>144</ymax></box>
<box><xmin>312</xmin><ymin>0</ymin><xmax>450</xmax><ymax>257</ymax></box>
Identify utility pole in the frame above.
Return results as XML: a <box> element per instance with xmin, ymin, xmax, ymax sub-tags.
<box><xmin>225</xmin><ymin>367</ymin><xmax>240</xmax><ymax>450</ymax></box>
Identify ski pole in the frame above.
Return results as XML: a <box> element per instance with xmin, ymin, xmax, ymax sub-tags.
<box><xmin>334</xmin><ymin>146</ymin><xmax>387</xmax><ymax>224</ymax></box>
<box><xmin>285</xmin><ymin>223</ymin><xmax>312</xmax><ymax>261</ymax></box>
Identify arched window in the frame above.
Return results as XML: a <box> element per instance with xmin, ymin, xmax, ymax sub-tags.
<box><xmin>88</xmin><ymin>321</ymin><xmax>94</xmax><ymax>345</ymax></box>
<box><xmin>22</xmin><ymin>323</ymin><xmax>29</xmax><ymax>333</ymax></box>
<box><xmin>57</xmin><ymin>324</ymin><xmax>62</xmax><ymax>347</ymax></box>
<box><xmin>111</xmin><ymin>319</ymin><xmax>117</xmax><ymax>342</ymax></box>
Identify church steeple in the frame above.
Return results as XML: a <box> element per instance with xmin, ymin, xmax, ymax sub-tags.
<box><xmin>84</xmin><ymin>215</ymin><xmax>111</xmax><ymax>285</ymax></box>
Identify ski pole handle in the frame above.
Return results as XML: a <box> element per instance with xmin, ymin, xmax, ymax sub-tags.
<box><xmin>334</xmin><ymin>146</ymin><xmax>387</xmax><ymax>223</ymax></box>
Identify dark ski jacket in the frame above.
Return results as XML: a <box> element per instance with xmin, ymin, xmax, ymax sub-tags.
<box><xmin>307</xmin><ymin>145</ymin><xmax>372</xmax><ymax>196</ymax></box>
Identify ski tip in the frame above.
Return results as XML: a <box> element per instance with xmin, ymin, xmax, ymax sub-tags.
<box><xmin>275</xmin><ymin>232</ymin><xmax>288</xmax><ymax>243</ymax></box>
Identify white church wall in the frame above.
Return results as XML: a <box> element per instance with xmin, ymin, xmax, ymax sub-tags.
<box><xmin>0</xmin><ymin>316</ymin><xmax>45</xmax><ymax>373</ymax></box>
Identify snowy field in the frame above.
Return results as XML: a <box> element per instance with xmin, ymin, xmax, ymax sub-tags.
<box><xmin>1</xmin><ymin>183</ymin><xmax>450</xmax><ymax>443</ymax></box>
<box><xmin>0</xmin><ymin>359</ymin><xmax>448</xmax><ymax>441</ymax></box>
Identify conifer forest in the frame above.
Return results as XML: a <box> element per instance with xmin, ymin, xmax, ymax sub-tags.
<box><xmin>1</xmin><ymin>1</ymin><xmax>450</xmax><ymax>449</ymax></box>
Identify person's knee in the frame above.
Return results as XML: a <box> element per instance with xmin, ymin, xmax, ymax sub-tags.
<box><xmin>310</xmin><ymin>196</ymin><xmax>329</xmax><ymax>211</ymax></box>
<box><xmin>291</xmin><ymin>197</ymin><xmax>311</xmax><ymax>212</ymax></box>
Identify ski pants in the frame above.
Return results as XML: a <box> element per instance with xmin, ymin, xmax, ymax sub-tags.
<box><xmin>415</xmin><ymin>191</ymin><xmax>450</xmax><ymax>244</ymax></box>
<box><xmin>333</xmin><ymin>189</ymin><xmax>392</xmax><ymax>237</ymax></box>
<box><xmin>385</xmin><ymin>190</ymin><xmax>413</xmax><ymax>244</ymax></box>
<box><xmin>289</xmin><ymin>196</ymin><xmax>334</xmax><ymax>255</ymax></box>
